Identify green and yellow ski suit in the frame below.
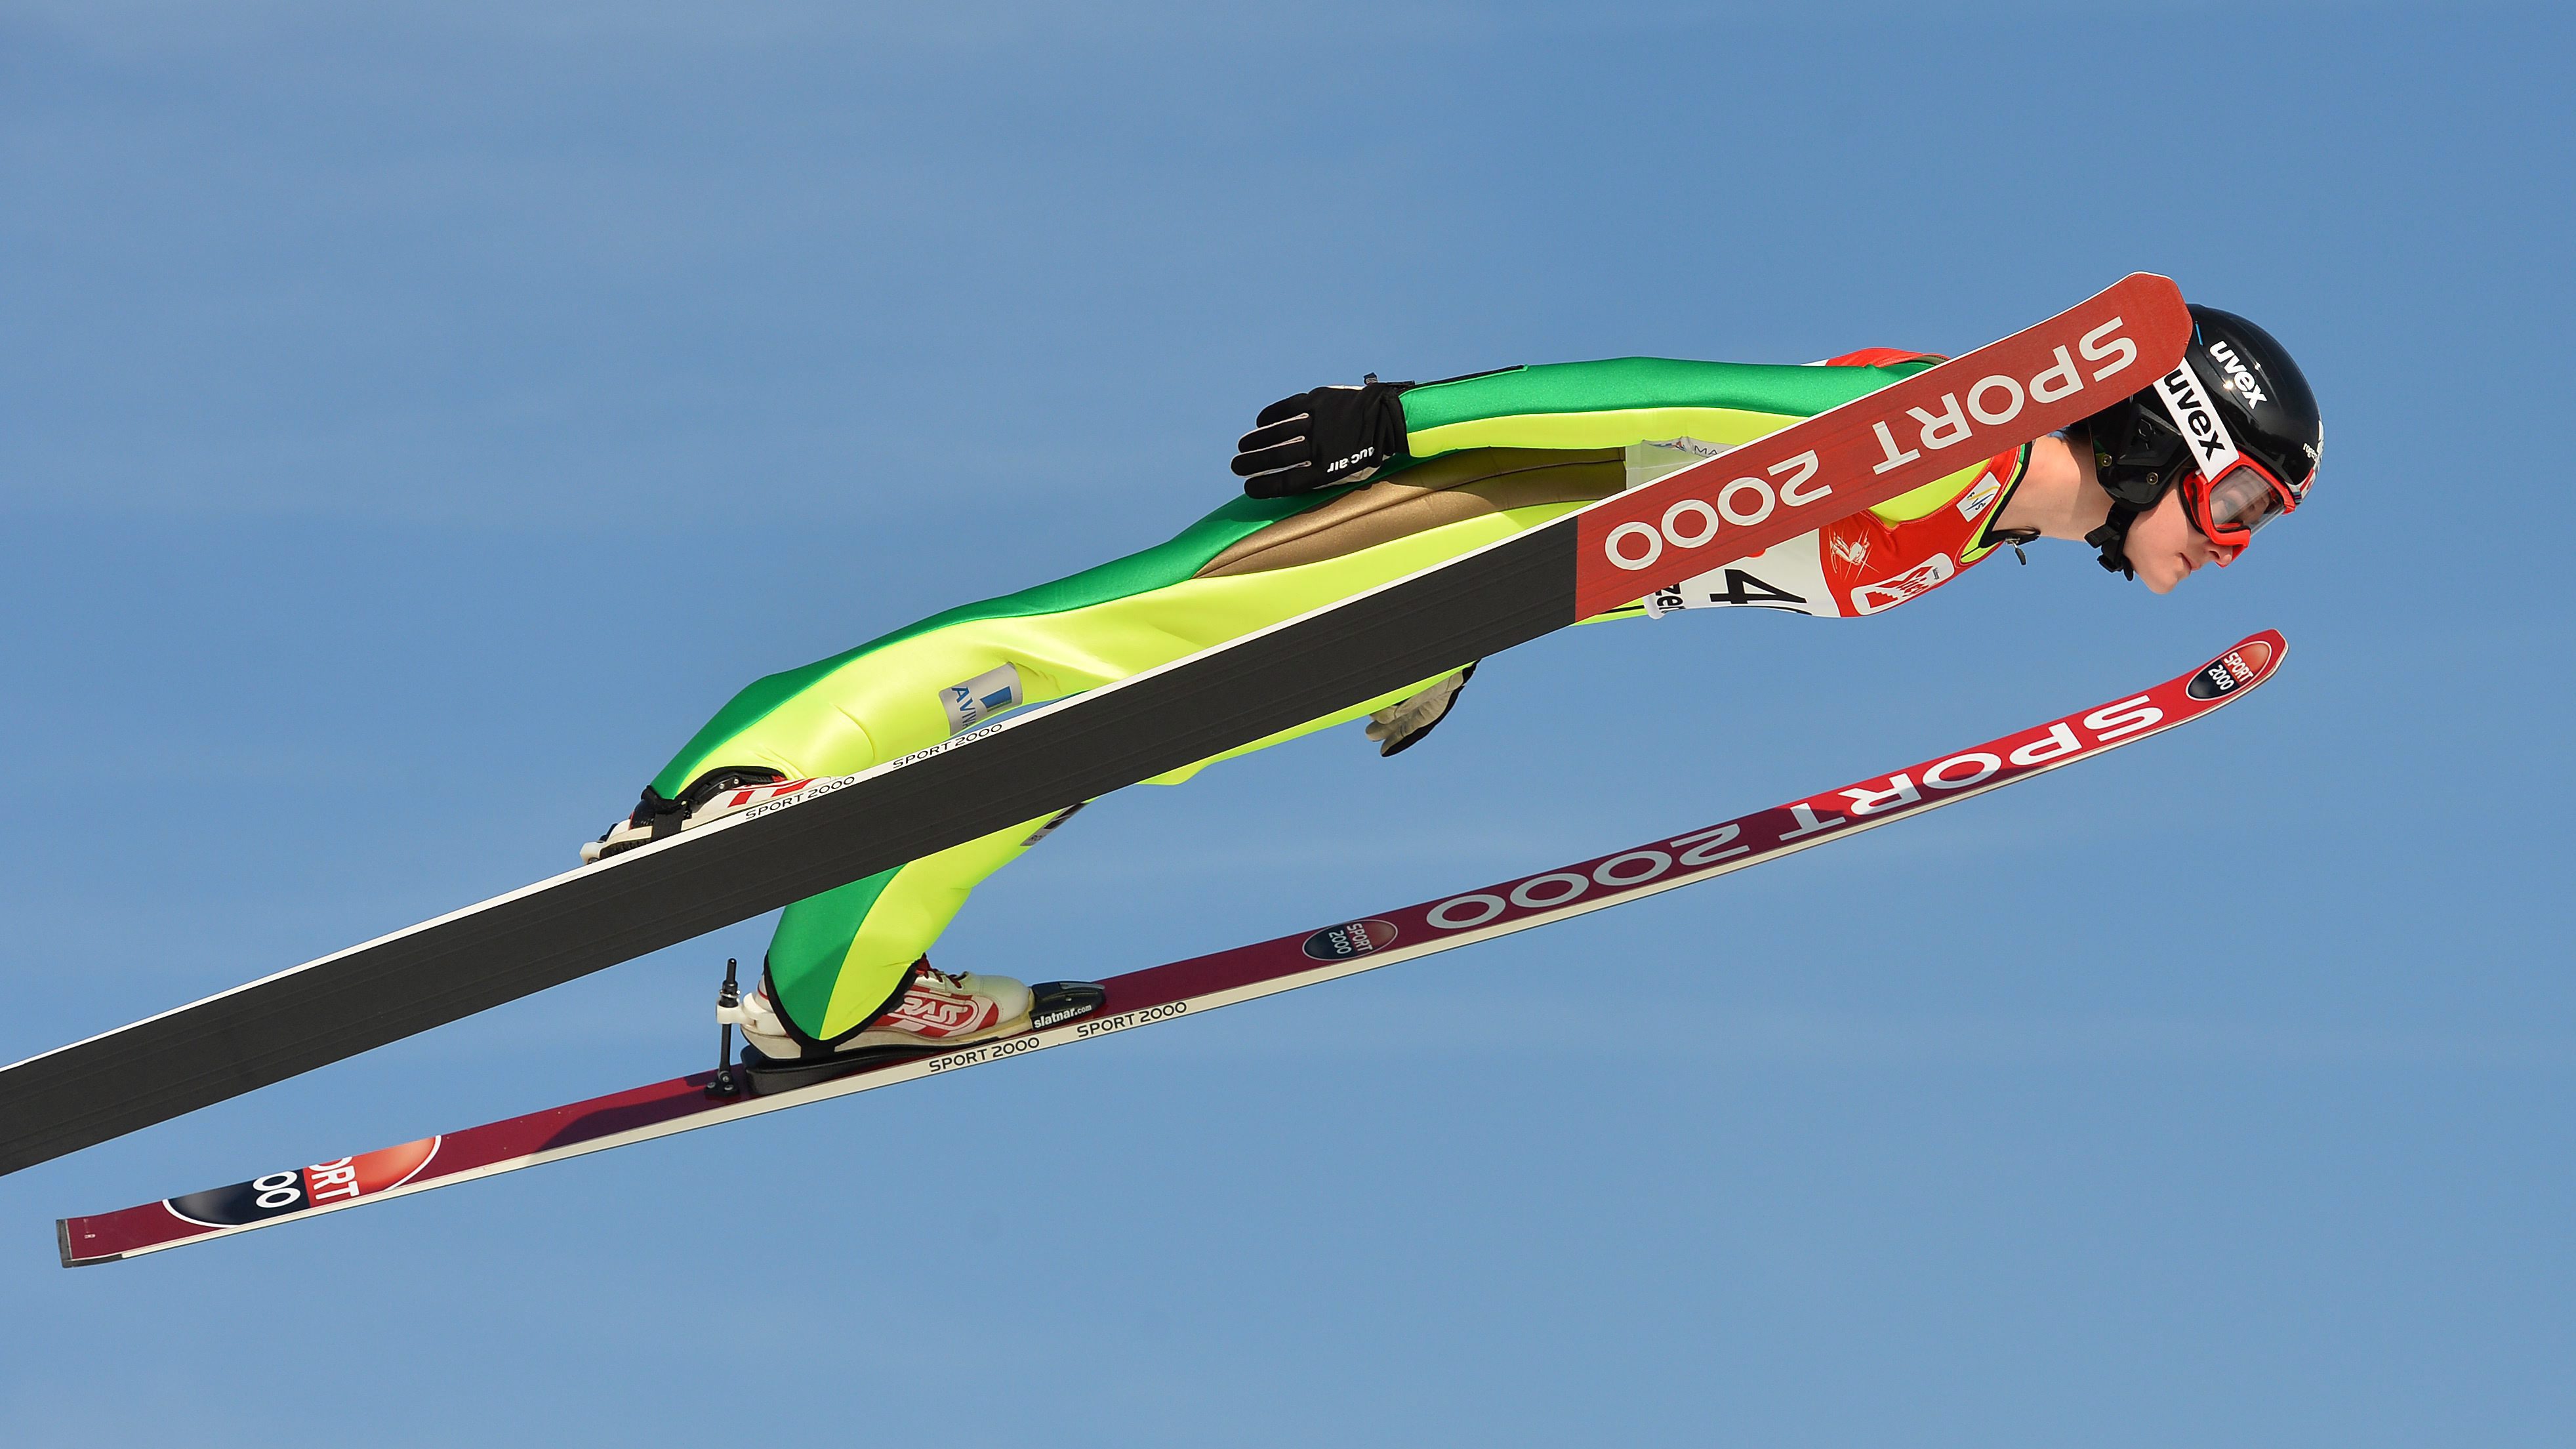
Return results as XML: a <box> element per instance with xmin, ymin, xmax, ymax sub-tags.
<box><xmin>646</xmin><ymin>354</ymin><xmax>2020</xmax><ymax>1045</ymax></box>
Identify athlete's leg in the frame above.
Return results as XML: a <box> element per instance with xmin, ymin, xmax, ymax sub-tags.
<box><xmin>625</xmin><ymin>457</ymin><xmax>1624</xmax><ymax>1049</ymax></box>
<box><xmin>763</xmin><ymin>808</ymin><xmax>1069</xmax><ymax>1044</ymax></box>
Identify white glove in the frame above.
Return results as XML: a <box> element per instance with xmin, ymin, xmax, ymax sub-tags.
<box><xmin>1365</xmin><ymin>664</ymin><xmax>1477</xmax><ymax>758</ymax></box>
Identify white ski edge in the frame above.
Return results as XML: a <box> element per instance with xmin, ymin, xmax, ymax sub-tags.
<box><xmin>75</xmin><ymin>676</ymin><xmax>2234</xmax><ymax>1264</ymax></box>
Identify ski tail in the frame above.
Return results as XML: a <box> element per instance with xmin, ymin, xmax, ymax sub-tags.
<box><xmin>57</xmin><ymin>632</ymin><xmax>2283</xmax><ymax>1267</ymax></box>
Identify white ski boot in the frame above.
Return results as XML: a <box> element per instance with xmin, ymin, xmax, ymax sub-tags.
<box><xmin>724</xmin><ymin>960</ymin><xmax>1034</xmax><ymax>1061</ymax></box>
<box><xmin>582</xmin><ymin>767</ymin><xmax>816</xmax><ymax>863</ymax></box>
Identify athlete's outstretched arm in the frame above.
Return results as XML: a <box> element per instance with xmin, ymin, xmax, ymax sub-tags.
<box><xmin>1233</xmin><ymin>355</ymin><xmax>1940</xmax><ymax>495</ymax></box>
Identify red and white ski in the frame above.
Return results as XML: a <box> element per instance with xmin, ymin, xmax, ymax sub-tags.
<box><xmin>56</xmin><ymin>630</ymin><xmax>2285</xmax><ymax>1267</ymax></box>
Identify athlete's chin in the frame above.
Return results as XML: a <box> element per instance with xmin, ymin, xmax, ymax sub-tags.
<box><xmin>2136</xmin><ymin>561</ymin><xmax>2186</xmax><ymax>595</ymax></box>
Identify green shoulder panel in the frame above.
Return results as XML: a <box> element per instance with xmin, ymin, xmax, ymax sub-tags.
<box><xmin>647</xmin><ymin>487</ymin><xmax>1345</xmax><ymax>797</ymax></box>
<box><xmin>1400</xmin><ymin>356</ymin><xmax>1936</xmax><ymax>457</ymax></box>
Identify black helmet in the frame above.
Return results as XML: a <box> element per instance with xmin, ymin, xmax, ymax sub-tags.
<box><xmin>2079</xmin><ymin>305</ymin><xmax>2322</xmax><ymax>577</ymax></box>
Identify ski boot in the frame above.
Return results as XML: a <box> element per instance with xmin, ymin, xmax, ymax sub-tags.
<box><xmin>724</xmin><ymin>958</ymin><xmax>1107</xmax><ymax>1095</ymax></box>
<box><xmin>582</xmin><ymin>767</ymin><xmax>813</xmax><ymax>863</ymax></box>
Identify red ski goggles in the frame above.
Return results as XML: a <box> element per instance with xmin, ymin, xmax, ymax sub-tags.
<box><xmin>2182</xmin><ymin>455</ymin><xmax>2302</xmax><ymax>561</ymax></box>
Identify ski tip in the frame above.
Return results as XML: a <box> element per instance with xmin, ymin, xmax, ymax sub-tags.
<box><xmin>2180</xmin><ymin>631</ymin><xmax>2287</xmax><ymax>706</ymax></box>
<box><xmin>2095</xmin><ymin>272</ymin><xmax>2187</xmax><ymax>323</ymax></box>
<box><xmin>2107</xmin><ymin>271</ymin><xmax>2188</xmax><ymax>317</ymax></box>
<box><xmin>2110</xmin><ymin>272</ymin><xmax>2194</xmax><ymax>354</ymax></box>
<box><xmin>2234</xmin><ymin>629</ymin><xmax>2288</xmax><ymax>674</ymax></box>
<box><xmin>2242</xmin><ymin>627</ymin><xmax>2287</xmax><ymax>668</ymax></box>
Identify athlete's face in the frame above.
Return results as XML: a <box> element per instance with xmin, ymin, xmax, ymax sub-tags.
<box><xmin>2123</xmin><ymin>487</ymin><xmax>2236</xmax><ymax>594</ymax></box>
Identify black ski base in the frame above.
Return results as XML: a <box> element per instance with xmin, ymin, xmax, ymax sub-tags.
<box><xmin>735</xmin><ymin>981</ymin><xmax>1109</xmax><ymax>1097</ymax></box>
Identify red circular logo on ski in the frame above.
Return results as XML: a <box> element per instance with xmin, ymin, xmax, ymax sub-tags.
<box><xmin>163</xmin><ymin>1135</ymin><xmax>441</xmax><ymax>1227</ymax></box>
<box><xmin>1303</xmin><ymin>918</ymin><xmax>1399</xmax><ymax>961</ymax></box>
<box><xmin>2186</xmin><ymin>637</ymin><xmax>2275</xmax><ymax>700</ymax></box>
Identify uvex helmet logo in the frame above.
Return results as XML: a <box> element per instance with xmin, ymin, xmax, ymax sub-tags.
<box><xmin>2206</xmin><ymin>340</ymin><xmax>2268</xmax><ymax>407</ymax></box>
<box><xmin>2152</xmin><ymin>364</ymin><xmax>2241</xmax><ymax>478</ymax></box>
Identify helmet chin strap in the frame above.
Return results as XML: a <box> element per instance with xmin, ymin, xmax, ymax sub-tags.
<box><xmin>2086</xmin><ymin>498</ymin><xmax>2142</xmax><ymax>581</ymax></box>
<box><xmin>2074</xmin><ymin>421</ymin><xmax>2149</xmax><ymax>581</ymax></box>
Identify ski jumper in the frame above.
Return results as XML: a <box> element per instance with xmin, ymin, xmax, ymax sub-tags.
<box><xmin>646</xmin><ymin>354</ymin><xmax>2031</xmax><ymax>1046</ymax></box>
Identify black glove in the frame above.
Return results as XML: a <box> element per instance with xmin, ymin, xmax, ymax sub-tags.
<box><xmin>1231</xmin><ymin>376</ymin><xmax>1416</xmax><ymax>498</ymax></box>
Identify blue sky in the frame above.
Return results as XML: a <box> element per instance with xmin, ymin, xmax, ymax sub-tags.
<box><xmin>2</xmin><ymin>3</ymin><xmax>2568</xmax><ymax>1444</ymax></box>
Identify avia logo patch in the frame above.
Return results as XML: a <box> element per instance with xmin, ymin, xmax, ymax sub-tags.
<box><xmin>2151</xmin><ymin>365</ymin><xmax>2243</xmax><ymax>477</ymax></box>
<box><xmin>940</xmin><ymin>664</ymin><xmax>1023</xmax><ymax>736</ymax></box>
<box><xmin>1954</xmin><ymin>472</ymin><xmax>2003</xmax><ymax>523</ymax></box>
<box><xmin>1850</xmin><ymin>554</ymin><xmax>1956</xmax><ymax>615</ymax></box>
<box><xmin>2206</xmin><ymin>341</ymin><xmax>2268</xmax><ymax>407</ymax></box>
<box><xmin>164</xmin><ymin>1137</ymin><xmax>441</xmax><ymax>1228</ymax></box>
<box><xmin>1328</xmin><ymin>446</ymin><xmax>1377</xmax><ymax>474</ymax></box>
<box><xmin>1302</xmin><ymin>918</ymin><xmax>1400</xmax><ymax>961</ymax></box>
